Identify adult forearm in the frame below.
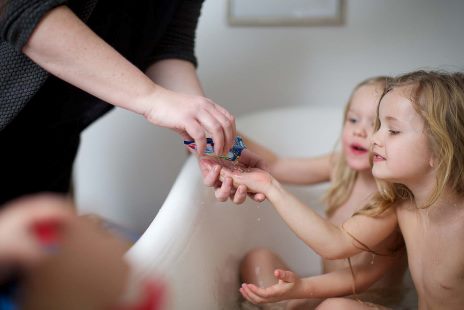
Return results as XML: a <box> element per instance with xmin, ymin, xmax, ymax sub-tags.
<box><xmin>22</xmin><ymin>5</ymin><xmax>157</xmax><ymax>115</ymax></box>
<box><xmin>267</xmin><ymin>182</ymin><xmax>358</xmax><ymax>259</ymax></box>
<box><xmin>145</xmin><ymin>59</ymin><xmax>204</xmax><ymax>96</ymax></box>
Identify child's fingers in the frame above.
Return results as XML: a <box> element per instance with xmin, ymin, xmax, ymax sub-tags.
<box><xmin>215</xmin><ymin>177</ymin><xmax>233</xmax><ymax>202</ymax></box>
<box><xmin>247</xmin><ymin>283</ymin><xmax>274</xmax><ymax>299</ymax></box>
<box><xmin>251</xmin><ymin>192</ymin><xmax>266</xmax><ymax>202</ymax></box>
<box><xmin>233</xmin><ymin>185</ymin><xmax>248</xmax><ymax>204</ymax></box>
<box><xmin>241</xmin><ymin>284</ymin><xmax>264</xmax><ymax>304</ymax></box>
<box><xmin>275</xmin><ymin>269</ymin><xmax>295</xmax><ymax>283</ymax></box>
<box><xmin>200</xmin><ymin>162</ymin><xmax>221</xmax><ymax>187</ymax></box>
<box><xmin>240</xmin><ymin>285</ymin><xmax>255</xmax><ymax>303</ymax></box>
<box><xmin>239</xmin><ymin>287</ymin><xmax>253</xmax><ymax>303</ymax></box>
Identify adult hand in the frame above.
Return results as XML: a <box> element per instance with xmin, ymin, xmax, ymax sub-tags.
<box><xmin>199</xmin><ymin>149</ymin><xmax>267</xmax><ymax>204</ymax></box>
<box><xmin>240</xmin><ymin>269</ymin><xmax>303</xmax><ymax>304</ymax></box>
<box><xmin>144</xmin><ymin>87</ymin><xmax>236</xmax><ymax>157</ymax></box>
<box><xmin>0</xmin><ymin>194</ymin><xmax>73</xmax><ymax>269</ymax></box>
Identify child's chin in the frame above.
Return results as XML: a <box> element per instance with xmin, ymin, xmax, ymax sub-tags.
<box><xmin>347</xmin><ymin>160</ymin><xmax>370</xmax><ymax>171</ymax></box>
<box><xmin>372</xmin><ymin>168</ymin><xmax>390</xmax><ymax>181</ymax></box>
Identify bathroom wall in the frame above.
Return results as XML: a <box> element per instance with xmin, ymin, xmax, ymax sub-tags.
<box><xmin>75</xmin><ymin>0</ymin><xmax>464</xmax><ymax>232</ymax></box>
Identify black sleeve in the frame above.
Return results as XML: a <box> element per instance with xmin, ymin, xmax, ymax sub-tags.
<box><xmin>148</xmin><ymin>0</ymin><xmax>204</xmax><ymax>68</ymax></box>
<box><xmin>0</xmin><ymin>0</ymin><xmax>68</xmax><ymax>51</ymax></box>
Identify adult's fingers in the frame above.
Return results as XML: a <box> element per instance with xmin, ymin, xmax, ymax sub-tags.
<box><xmin>184</xmin><ymin>119</ymin><xmax>206</xmax><ymax>156</ymax></box>
<box><xmin>196</xmin><ymin>110</ymin><xmax>226</xmax><ymax>156</ymax></box>
<box><xmin>207</xmin><ymin>102</ymin><xmax>236</xmax><ymax>154</ymax></box>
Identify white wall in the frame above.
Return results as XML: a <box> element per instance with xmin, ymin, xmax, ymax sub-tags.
<box><xmin>75</xmin><ymin>0</ymin><xmax>464</xmax><ymax>232</ymax></box>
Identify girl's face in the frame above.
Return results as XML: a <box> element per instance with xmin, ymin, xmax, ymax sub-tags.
<box><xmin>342</xmin><ymin>84</ymin><xmax>381</xmax><ymax>171</ymax></box>
<box><xmin>371</xmin><ymin>86</ymin><xmax>434</xmax><ymax>184</ymax></box>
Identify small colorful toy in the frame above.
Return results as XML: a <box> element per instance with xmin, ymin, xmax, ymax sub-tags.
<box><xmin>184</xmin><ymin>136</ymin><xmax>246</xmax><ymax>161</ymax></box>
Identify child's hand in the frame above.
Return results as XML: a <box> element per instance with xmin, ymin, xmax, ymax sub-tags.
<box><xmin>199</xmin><ymin>149</ymin><xmax>267</xmax><ymax>204</ymax></box>
<box><xmin>219</xmin><ymin>165</ymin><xmax>274</xmax><ymax>198</ymax></box>
<box><xmin>0</xmin><ymin>194</ymin><xmax>73</xmax><ymax>269</ymax></box>
<box><xmin>240</xmin><ymin>269</ymin><xmax>303</xmax><ymax>304</ymax></box>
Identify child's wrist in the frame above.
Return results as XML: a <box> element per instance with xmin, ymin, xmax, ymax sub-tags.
<box><xmin>267</xmin><ymin>177</ymin><xmax>285</xmax><ymax>202</ymax></box>
<box><xmin>299</xmin><ymin>277</ymin><xmax>314</xmax><ymax>299</ymax></box>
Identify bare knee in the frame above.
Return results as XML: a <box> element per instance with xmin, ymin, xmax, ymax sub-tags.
<box><xmin>316</xmin><ymin>298</ymin><xmax>360</xmax><ymax>309</ymax></box>
<box><xmin>240</xmin><ymin>247</ymin><xmax>282</xmax><ymax>284</ymax></box>
<box><xmin>240</xmin><ymin>248</ymin><xmax>273</xmax><ymax>273</ymax></box>
<box><xmin>241</xmin><ymin>247</ymin><xmax>274</xmax><ymax>265</ymax></box>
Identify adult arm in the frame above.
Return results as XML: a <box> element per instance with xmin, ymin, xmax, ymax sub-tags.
<box><xmin>18</xmin><ymin>5</ymin><xmax>234</xmax><ymax>155</ymax></box>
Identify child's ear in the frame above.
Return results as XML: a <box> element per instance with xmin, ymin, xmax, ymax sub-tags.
<box><xmin>429</xmin><ymin>156</ymin><xmax>435</xmax><ymax>168</ymax></box>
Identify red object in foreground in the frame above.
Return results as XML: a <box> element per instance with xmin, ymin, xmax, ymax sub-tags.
<box><xmin>115</xmin><ymin>280</ymin><xmax>166</xmax><ymax>310</ymax></box>
<box><xmin>134</xmin><ymin>280</ymin><xmax>165</xmax><ymax>310</ymax></box>
<box><xmin>32</xmin><ymin>221</ymin><xmax>60</xmax><ymax>246</ymax></box>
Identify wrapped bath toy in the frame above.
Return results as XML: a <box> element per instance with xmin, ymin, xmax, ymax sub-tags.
<box><xmin>184</xmin><ymin>136</ymin><xmax>246</xmax><ymax>161</ymax></box>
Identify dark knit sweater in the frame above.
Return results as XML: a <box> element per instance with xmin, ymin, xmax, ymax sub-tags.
<box><xmin>0</xmin><ymin>0</ymin><xmax>204</xmax><ymax>204</ymax></box>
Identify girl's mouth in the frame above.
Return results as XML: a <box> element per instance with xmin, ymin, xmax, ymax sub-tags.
<box><xmin>373</xmin><ymin>152</ymin><xmax>386</xmax><ymax>162</ymax></box>
<box><xmin>350</xmin><ymin>144</ymin><xmax>368</xmax><ymax>155</ymax></box>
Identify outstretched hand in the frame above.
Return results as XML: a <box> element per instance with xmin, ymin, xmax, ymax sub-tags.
<box><xmin>240</xmin><ymin>269</ymin><xmax>303</xmax><ymax>304</ymax></box>
<box><xmin>199</xmin><ymin>149</ymin><xmax>268</xmax><ymax>204</ymax></box>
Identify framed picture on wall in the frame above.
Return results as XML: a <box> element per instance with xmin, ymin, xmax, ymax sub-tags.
<box><xmin>228</xmin><ymin>0</ymin><xmax>344</xmax><ymax>27</ymax></box>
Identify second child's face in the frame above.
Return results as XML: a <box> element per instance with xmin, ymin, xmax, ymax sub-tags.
<box><xmin>371</xmin><ymin>86</ymin><xmax>433</xmax><ymax>184</ymax></box>
<box><xmin>342</xmin><ymin>85</ymin><xmax>380</xmax><ymax>171</ymax></box>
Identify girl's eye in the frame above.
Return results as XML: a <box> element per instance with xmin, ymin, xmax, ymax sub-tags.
<box><xmin>348</xmin><ymin>117</ymin><xmax>357</xmax><ymax>124</ymax></box>
<box><xmin>388</xmin><ymin>129</ymin><xmax>400</xmax><ymax>135</ymax></box>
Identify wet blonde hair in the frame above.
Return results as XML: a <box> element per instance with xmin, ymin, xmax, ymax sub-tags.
<box><xmin>357</xmin><ymin>70</ymin><xmax>464</xmax><ymax>217</ymax></box>
<box><xmin>325</xmin><ymin>76</ymin><xmax>390</xmax><ymax>216</ymax></box>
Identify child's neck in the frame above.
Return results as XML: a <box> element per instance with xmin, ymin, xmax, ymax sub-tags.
<box><xmin>356</xmin><ymin>169</ymin><xmax>376</xmax><ymax>191</ymax></box>
<box><xmin>408</xmin><ymin>179</ymin><xmax>463</xmax><ymax>215</ymax></box>
<box><xmin>405</xmin><ymin>171</ymin><xmax>439</xmax><ymax>209</ymax></box>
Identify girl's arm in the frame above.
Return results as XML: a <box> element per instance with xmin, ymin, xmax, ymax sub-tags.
<box><xmin>241</xmin><ymin>254</ymin><xmax>399</xmax><ymax>304</ymax></box>
<box><xmin>21</xmin><ymin>5</ymin><xmax>235</xmax><ymax>156</ymax></box>
<box><xmin>269</xmin><ymin>180</ymin><xmax>397</xmax><ymax>259</ymax></box>
<box><xmin>222</xmin><ymin>169</ymin><xmax>398</xmax><ymax>259</ymax></box>
<box><xmin>241</xmin><ymin>134</ymin><xmax>333</xmax><ymax>185</ymax></box>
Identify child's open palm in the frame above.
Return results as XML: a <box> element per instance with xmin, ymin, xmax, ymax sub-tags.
<box><xmin>240</xmin><ymin>269</ymin><xmax>303</xmax><ymax>304</ymax></box>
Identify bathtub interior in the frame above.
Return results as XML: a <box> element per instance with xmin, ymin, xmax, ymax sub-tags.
<box><xmin>126</xmin><ymin>106</ymin><xmax>342</xmax><ymax>309</ymax></box>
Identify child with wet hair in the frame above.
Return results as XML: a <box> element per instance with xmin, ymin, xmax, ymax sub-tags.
<box><xmin>221</xmin><ymin>71</ymin><xmax>464</xmax><ymax>309</ymax></box>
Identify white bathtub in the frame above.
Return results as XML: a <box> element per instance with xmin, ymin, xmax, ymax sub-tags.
<box><xmin>126</xmin><ymin>106</ymin><xmax>342</xmax><ymax>309</ymax></box>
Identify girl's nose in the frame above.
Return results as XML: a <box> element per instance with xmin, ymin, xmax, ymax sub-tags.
<box><xmin>371</xmin><ymin>130</ymin><xmax>382</xmax><ymax>147</ymax></box>
<box><xmin>353</xmin><ymin>126</ymin><xmax>367</xmax><ymax>138</ymax></box>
